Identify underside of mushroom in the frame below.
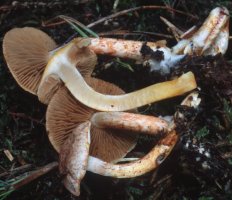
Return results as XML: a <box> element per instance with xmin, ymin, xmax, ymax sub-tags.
<box><xmin>46</xmin><ymin>77</ymin><xmax>138</xmax><ymax>162</ymax></box>
<box><xmin>2</xmin><ymin>27</ymin><xmax>57</xmax><ymax>94</ymax></box>
<box><xmin>58</xmin><ymin>92</ymin><xmax>201</xmax><ymax>195</ymax></box>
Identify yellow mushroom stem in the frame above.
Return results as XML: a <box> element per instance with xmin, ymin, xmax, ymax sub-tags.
<box><xmin>91</xmin><ymin>112</ymin><xmax>168</xmax><ymax>135</ymax></box>
<box><xmin>59</xmin><ymin>121</ymin><xmax>91</xmax><ymax>196</ymax></box>
<box><xmin>39</xmin><ymin>39</ymin><xmax>197</xmax><ymax>112</ymax></box>
<box><xmin>87</xmin><ymin>130</ymin><xmax>177</xmax><ymax>178</ymax></box>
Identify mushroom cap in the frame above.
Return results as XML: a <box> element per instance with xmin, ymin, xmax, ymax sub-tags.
<box><xmin>37</xmin><ymin>38</ymin><xmax>97</xmax><ymax>104</ymax></box>
<box><xmin>3</xmin><ymin>27</ymin><xmax>57</xmax><ymax>94</ymax></box>
<box><xmin>46</xmin><ymin>77</ymin><xmax>137</xmax><ymax>162</ymax></box>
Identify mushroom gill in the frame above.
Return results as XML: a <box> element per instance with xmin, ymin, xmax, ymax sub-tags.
<box><xmin>47</xmin><ymin>77</ymin><xmax>137</xmax><ymax>162</ymax></box>
<box><xmin>3</xmin><ymin>27</ymin><xmax>57</xmax><ymax>94</ymax></box>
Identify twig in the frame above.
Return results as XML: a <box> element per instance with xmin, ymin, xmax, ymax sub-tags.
<box><xmin>3</xmin><ymin>150</ymin><xmax>14</xmax><ymax>162</ymax></box>
<box><xmin>41</xmin><ymin>20</ymin><xmax>65</xmax><ymax>28</ymax></box>
<box><xmin>160</xmin><ymin>16</ymin><xmax>183</xmax><ymax>41</ymax></box>
<box><xmin>42</xmin><ymin>5</ymin><xmax>197</xmax><ymax>30</ymax></box>
<box><xmin>11</xmin><ymin>162</ymin><xmax>58</xmax><ymax>190</ymax></box>
<box><xmin>216</xmin><ymin>140</ymin><xmax>232</xmax><ymax>147</ymax></box>
<box><xmin>98</xmin><ymin>30</ymin><xmax>174</xmax><ymax>39</ymax></box>
<box><xmin>0</xmin><ymin>1</ymin><xmax>89</xmax><ymax>12</ymax></box>
<box><xmin>0</xmin><ymin>164</ymin><xmax>32</xmax><ymax>178</ymax></box>
<box><xmin>222</xmin><ymin>152</ymin><xmax>232</xmax><ymax>159</ymax></box>
<box><xmin>8</xmin><ymin>112</ymin><xmax>43</xmax><ymax>124</ymax></box>
<box><xmin>87</xmin><ymin>5</ymin><xmax>198</xmax><ymax>28</ymax></box>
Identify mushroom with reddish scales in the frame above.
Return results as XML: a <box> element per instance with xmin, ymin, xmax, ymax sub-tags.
<box><xmin>76</xmin><ymin>7</ymin><xmax>229</xmax><ymax>73</ymax></box>
<box><xmin>46</xmin><ymin>77</ymin><xmax>180</xmax><ymax>196</ymax></box>
<box><xmin>3</xmin><ymin>27</ymin><xmax>197</xmax><ymax>111</ymax></box>
<box><xmin>3</xmin><ymin>7</ymin><xmax>229</xmax><ymax>90</ymax></box>
<box><xmin>47</xmin><ymin>81</ymin><xmax>200</xmax><ymax>196</ymax></box>
<box><xmin>40</xmin><ymin>35</ymin><xmax>197</xmax><ymax>111</ymax></box>
<box><xmin>172</xmin><ymin>7</ymin><xmax>229</xmax><ymax>56</ymax></box>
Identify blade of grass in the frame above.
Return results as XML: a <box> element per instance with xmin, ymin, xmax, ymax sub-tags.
<box><xmin>61</xmin><ymin>18</ymin><xmax>88</xmax><ymax>38</ymax></box>
<box><xmin>0</xmin><ymin>177</ymin><xmax>25</xmax><ymax>200</ymax></box>
<box><xmin>59</xmin><ymin>15</ymin><xmax>98</xmax><ymax>38</ymax></box>
<box><xmin>114</xmin><ymin>58</ymin><xmax>134</xmax><ymax>72</ymax></box>
<box><xmin>0</xmin><ymin>190</ymin><xmax>13</xmax><ymax>200</ymax></box>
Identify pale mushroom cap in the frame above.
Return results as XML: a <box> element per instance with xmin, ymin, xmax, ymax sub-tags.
<box><xmin>3</xmin><ymin>27</ymin><xmax>57</xmax><ymax>94</ymax></box>
<box><xmin>46</xmin><ymin>77</ymin><xmax>137</xmax><ymax>162</ymax></box>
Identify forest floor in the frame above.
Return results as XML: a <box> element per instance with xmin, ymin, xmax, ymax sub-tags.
<box><xmin>0</xmin><ymin>0</ymin><xmax>232</xmax><ymax>199</ymax></box>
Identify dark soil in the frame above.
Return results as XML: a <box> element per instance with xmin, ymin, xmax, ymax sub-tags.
<box><xmin>0</xmin><ymin>0</ymin><xmax>232</xmax><ymax>200</ymax></box>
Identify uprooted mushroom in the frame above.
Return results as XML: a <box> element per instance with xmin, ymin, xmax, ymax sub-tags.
<box><xmin>40</xmin><ymin>37</ymin><xmax>197</xmax><ymax>111</ymax></box>
<box><xmin>67</xmin><ymin>7</ymin><xmax>229</xmax><ymax>74</ymax></box>
<box><xmin>48</xmin><ymin>86</ymin><xmax>201</xmax><ymax>195</ymax></box>
<box><xmin>3</xmin><ymin>7</ymin><xmax>228</xmax><ymax>97</ymax></box>
<box><xmin>172</xmin><ymin>7</ymin><xmax>229</xmax><ymax>56</ymax></box>
<box><xmin>3</xmin><ymin>27</ymin><xmax>197</xmax><ymax>111</ymax></box>
<box><xmin>38</xmin><ymin>32</ymin><xmax>197</xmax><ymax>111</ymax></box>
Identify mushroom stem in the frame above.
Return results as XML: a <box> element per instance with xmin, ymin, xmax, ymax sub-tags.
<box><xmin>172</xmin><ymin>7</ymin><xmax>229</xmax><ymax>55</ymax></box>
<box><xmin>86</xmin><ymin>37</ymin><xmax>165</xmax><ymax>61</ymax></box>
<box><xmin>59</xmin><ymin>121</ymin><xmax>91</xmax><ymax>196</ymax></box>
<box><xmin>39</xmin><ymin>39</ymin><xmax>197</xmax><ymax>111</ymax></box>
<box><xmin>91</xmin><ymin>112</ymin><xmax>168</xmax><ymax>135</ymax></box>
<box><xmin>87</xmin><ymin>130</ymin><xmax>178</xmax><ymax>178</ymax></box>
<box><xmin>81</xmin><ymin>37</ymin><xmax>185</xmax><ymax>73</ymax></box>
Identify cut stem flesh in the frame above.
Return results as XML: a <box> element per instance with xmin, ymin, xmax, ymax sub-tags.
<box><xmin>39</xmin><ymin>39</ymin><xmax>197</xmax><ymax>111</ymax></box>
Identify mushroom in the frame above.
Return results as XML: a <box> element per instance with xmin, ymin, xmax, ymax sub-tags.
<box><xmin>2</xmin><ymin>27</ymin><xmax>97</xmax><ymax>104</ymax></box>
<box><xmin>47</xmin><ymin>76</ymin><xmax>175</xmax><ymax>196</ymax></box>
<box><xmin>40</xmin><ymin>36</ymin><xmax>197</xmax><ymax>111</ymax></box>
<box><xmin>86</xmin><ymin>93</ymin><xmax>201</xmax><ymax>178</ymax></box>
<box><xmin>37</xmin><ymin>38</ymin><xmax>97</xmax><ymax>104</ymax></box>
<box><xmin>3</xmin><ymin>27</ymin><xmax>197</xmax><ymax>109</ymax></box>
<box><xmin>172</xmin><ymin>7</ymin><xmax>229</xmax><ymax>56</ymax></box>
<box><xmin>47</xmin><ymin>74</ymin><xmax>199</xmax><ymax>195</ymax></box>
<box><xmin>58</xmin><ymin>92</ymin><xmax>200</xmax><ymax>196</ymax></box>
<box><xmin>60</xmin><ymin>122</ymin><xmax>177</xmax><ymax>196</ymax></box>
<box><xmin>85</xmin><ymin>7</ymin><xmax>229</xmax><ymax>58</ymax></box>
<box><xmin>47</xmin><ymin>77</ymin><xmax>169</xmax><ymax>161</ymax></box>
